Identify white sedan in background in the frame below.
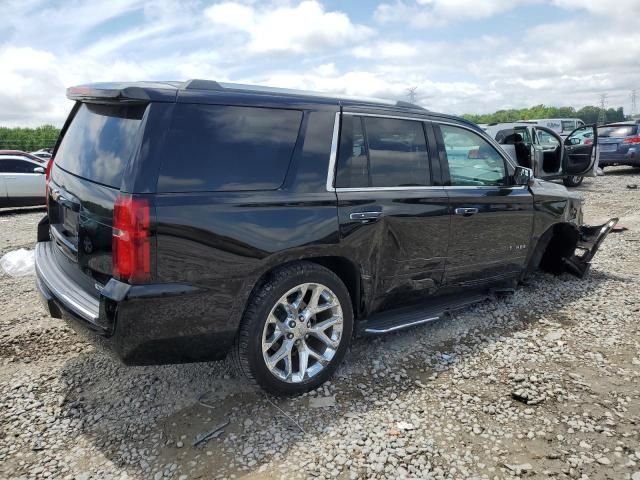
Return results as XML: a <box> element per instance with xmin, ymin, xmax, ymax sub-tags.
<box><xmin>0</xmin><ymin>155</ymin><xmax>46</xmax><ymax>208</ymax></box>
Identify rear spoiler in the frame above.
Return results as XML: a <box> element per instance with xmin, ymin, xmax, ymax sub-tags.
<box><xmin>66</xmin><ymin>82</ymin><xmax>179</xmax><ymax>104</ymax></box>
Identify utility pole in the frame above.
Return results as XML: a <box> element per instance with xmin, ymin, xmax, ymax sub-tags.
<box><xmin>597</xmin><ymin>93</ymin><xmax>607</xmax><ymax>125</ymax></box>
<box><xmin>406</xmin><ymin>86</ymin><xmax>418</xmax><ymax>104</ymax></box>
<box><xmin>631</xmin><ymin>89</ymin><xmax>638</xmax><ymax>118</ymax></box>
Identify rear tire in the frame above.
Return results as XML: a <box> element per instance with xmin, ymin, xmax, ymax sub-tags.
<box><xmin>563</xmin><ymin>175</ymin><xmax>584</xmax><ymax>187</ymax></box>
<box><xmin>232</xmin><ymin>261</ymin><xmax>353</xmax><ymax>396</ymax></box>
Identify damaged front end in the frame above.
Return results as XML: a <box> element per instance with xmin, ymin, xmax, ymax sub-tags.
<box><xmin>563</xmin><ymin>218</ymin><xmax>619</xmax><ymax>278</ymax></box>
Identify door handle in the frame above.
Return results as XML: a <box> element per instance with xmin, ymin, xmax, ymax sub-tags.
<box><xmin>350</xmin><ymin>211</ymin><xmax>382</xmax><ymax>222</ymax></box>
<box><xmin>454</xmin><ymin>207</ymin><xmax>479</xmax><ymax>216</ymax></box>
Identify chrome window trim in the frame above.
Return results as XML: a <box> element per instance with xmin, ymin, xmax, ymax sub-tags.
<box><xmin>326</xmin><ymin>111</ymin><xmax>340</xmax><ymax>192</ymax></box>
<box><xmin>342</xmin><ymin>111</ymin><xmax>430</xmax><ymax>122</ymax></box>
<box><xmin>325</xmin><ymin>112</ymin><xmax>527</xmax><ymax>192</ymax></box>
<box><xmin>336</xmin><ymin>186</ymin><xmax>446</xmax><ymax>192</ymax></box>
<box><xmin>326</xmin><ymin>111</ymin><xmax>433</xmax><ymax>192</ymax></box>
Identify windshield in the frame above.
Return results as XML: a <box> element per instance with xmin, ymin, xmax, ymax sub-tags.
<box><xmin>55</xmin><ymin>103</ymin><xmax>146</xmax><ymax>188</ymax></box>
<box><xmin>597</xmin><ymin>125</ymin><xmax>637</xmax><ymax>138</ymax></box>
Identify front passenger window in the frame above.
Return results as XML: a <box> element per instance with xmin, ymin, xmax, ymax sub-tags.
<box><xmin>439</xmin><ymin>125</ymin><xmax>507</xmax><ymax>187</ymax></box>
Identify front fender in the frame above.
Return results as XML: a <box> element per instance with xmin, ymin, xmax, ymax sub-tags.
<box><xmin>564</xmin><ymin>218</ymin><xmax>618</xmax><ymax>278</ymax></box>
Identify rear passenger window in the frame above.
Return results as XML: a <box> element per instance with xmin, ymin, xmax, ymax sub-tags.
<box><xmin>158</xmin><ymin>105</ymin><xmax>302</xmax><ymax>192</ymax></box>
<box><xmin>335</xmin><ymin>115</ymin><xmax>430</xmax><ymax>188</ymax></box>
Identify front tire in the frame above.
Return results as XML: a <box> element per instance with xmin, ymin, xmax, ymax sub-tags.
<box><xmin>233</xmin><ymin>262</ymin><xmax>353</xmax><ymax>395</ymax></box>
<box><xmin>563</xmin><ymin>175</ymin><xmax>584</xmax><ymax>187</ymax></box>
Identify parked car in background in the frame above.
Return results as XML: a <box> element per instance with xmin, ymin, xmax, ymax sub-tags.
<box><xmin>35</xmin><ymin>80</ymin><xmax>612</xmax><ymax>395</ymax></box>
<box><xmin>0</xmin><ymin>155</ymin><xmax>46</xmax><ymax>207</ymax></box>
<box><xmin>0</xmin><ymin>150</ymin><xmax>46</xmax><ymax>164</ymax></box>
<box><xmin>524</xmin><ymin>118</ymin><xmax>585</xmax><ymax>137</ymax></box>
<box><xmin>597</xmin><ymin>122</ymin><xmax>640</xmax><ymax>169</ymax></box>
<box><xmin>483</xmin><ymin>122</ymin><xmax>596</xmax><ymax>187</ymax></box>
<box><xmin>31</xmin><ymin>149</ymin><xmax>53</xmax><ymax>160</ymax></box>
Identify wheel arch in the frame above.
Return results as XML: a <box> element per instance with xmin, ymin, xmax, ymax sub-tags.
<box><xmin>241</xmin><ymin>256</ymin><xmax>363</xmax><ymax>323</ymax></box>
<box><xmin>526</xmin><ymin>221</ymin><xmax>579</xmax><ymax>275</ymax></box>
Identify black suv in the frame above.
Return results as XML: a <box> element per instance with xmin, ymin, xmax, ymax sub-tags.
<box><xmin>35</xmin><ymin>80</ymin><xmax>616</xmax><ymax>395</ymax></box>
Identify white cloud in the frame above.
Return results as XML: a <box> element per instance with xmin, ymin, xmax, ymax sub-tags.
<box><xmin>205</xmin><ymin>1</ymin><xmax>373</xmax><ymax>53</ymax></box>
<box><xmin>0</xmin><ymin>1</ymin><xmax>637</xmax><ymax>126</ymax></box>
<box><xmin>375</xmin><ymin>0</ymin><xmax>535</xmax><ymax>27</ymax></box>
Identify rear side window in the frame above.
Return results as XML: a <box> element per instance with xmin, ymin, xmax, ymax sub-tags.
<box><xmin>56</xmin><ymin>103</ymin><xmax>146</xmax><ymax>188</ymax></box>
<box><xmin>158</xmin><ymin>105</ymin><xmax>302</xmax><ymax>192</ymax></box>
<box><xmin>336</xmin><ymin>115</ymin><xmax>430</xmax><ymax>188</ymax></box>
<box><xmin>597</xmin><ymin>125</ymin><xmax>637</xmax><ymax>137</ymax></box>
<box><xmin>0</xmin><ymin>159</ymin><xmax>39</xmax><ymax>173</ymax></box>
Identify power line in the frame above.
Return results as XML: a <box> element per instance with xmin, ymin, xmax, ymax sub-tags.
<box><xmin>406</xmin><ymin>86</ymin><xmax>418</xmax><ymax>103</ymax></box>
<box><xmin>597</xmin><ymin>94</ymin><xmax>607</xmax><ymax>125</ymax></box>
<box><xmin>631</xmin><ymin>89</ymin><xmax>638</xmax><ymax>117</ymax></box>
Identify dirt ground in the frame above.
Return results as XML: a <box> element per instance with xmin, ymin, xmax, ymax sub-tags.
<box><xmin>0</xmin><ymin>168</ymin><xmax>639</xmax><ymax>480</ymax></box>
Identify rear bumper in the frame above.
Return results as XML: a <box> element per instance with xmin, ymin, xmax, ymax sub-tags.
<box><xmin>35</xmin><ymin>241</ymin><xmax>236</xmax><ymax>364</ymax></box>
<box><xmin>564</xmin><ymin>218</ymin><xmax>618</xmax><ymax>278</ymax></box>
<box><xmin>599</xmin><ymin>150</ymin><xmax>639</xmax><ymax>166</ymax></box>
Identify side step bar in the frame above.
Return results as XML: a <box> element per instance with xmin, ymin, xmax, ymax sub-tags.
<box><xmin>359</xmin><ymin>292</ymin><xmax>492</xmax><ymax>336</ymax></box>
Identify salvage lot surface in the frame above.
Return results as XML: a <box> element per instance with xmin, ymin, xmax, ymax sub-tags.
<box><xmin>1</xmin><ymin>169</ymin><xmax>639</xmax><ymax>480</ymax></box>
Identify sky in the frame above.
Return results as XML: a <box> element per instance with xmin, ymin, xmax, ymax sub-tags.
<box><xmin>1</xmin><ymin>0</ymin><xmax>639</xmax><ymax>127</ymax></box>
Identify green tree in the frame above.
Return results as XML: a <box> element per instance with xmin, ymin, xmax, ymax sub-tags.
<box><xmin>464</xmin><ymin>105</ymin><xmax>624</xmax><ymax>125</ymax></box>
<box><xmin>0</xmin><ymin>125</ymin><xmax>60</xmax><ymax>151</ymax></box>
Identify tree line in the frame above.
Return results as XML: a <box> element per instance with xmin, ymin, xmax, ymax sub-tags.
<box><xmin>0</xmin><ymin>125</ymin><xmax>60</xmax><ymax>151</ymax></box>
<box><xmin>463</xmin><ymin>104</ymin><xmax>626</xmax><ymax>124</ymax></box>
<box><xmin>0</xmin><ymin>104</ymin><xmax>630</xmax><ymax>151</ymax></box>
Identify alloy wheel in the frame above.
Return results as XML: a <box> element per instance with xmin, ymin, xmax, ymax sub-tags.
<box><xmin>261</xmin><ymin>282</ymin><xmax>344</xmax><ymax>383</ymax></box>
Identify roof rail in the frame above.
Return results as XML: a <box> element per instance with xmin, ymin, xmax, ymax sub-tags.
<box><xmin>395</xmin><ymin>100</ymin><xmax>427</xmax><ymax>111</ymax></box>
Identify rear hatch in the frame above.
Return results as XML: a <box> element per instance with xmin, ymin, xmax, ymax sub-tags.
<box><xmin>597</xmin><ymin>124</ymin><xmax>638</xmax><ymax>153</ymax></box>
<box><xmin>48</xmin><ymin>102</ymin><xmax>147</xmax><ymax>291</ymax></box>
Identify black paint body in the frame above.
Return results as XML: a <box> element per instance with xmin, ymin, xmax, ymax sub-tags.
<box><xmin>35</xmin><ymin>81</ymin><xmax>591</xmax><ymax>365</ymax></box>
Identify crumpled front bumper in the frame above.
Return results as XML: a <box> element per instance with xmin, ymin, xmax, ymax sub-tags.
<box><xmin>564</xmin><ymin>218</ymin><xmax>619</xmax><ymax>278</ymax></box>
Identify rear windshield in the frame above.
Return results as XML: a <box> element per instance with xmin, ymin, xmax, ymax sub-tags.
<box><xmin>597</xmin><ymin>125</ymin><xmax>637</xmax><ymax>137</ymax></box>
<box><xmin>55</xmin><ymin>103</ymin><xmax>146</xmax><ymax>188</ymax></box>
<box><xmin>157</xmin><ymin>104</ymin><xmax>302</xmax><ymax>192</ymax></box>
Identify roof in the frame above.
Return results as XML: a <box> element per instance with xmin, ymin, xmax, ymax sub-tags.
<box><xmin>0</xmin><ymin>150</ymin><xmax>44</xmax><ymax>162</ymax></box>
<box><xmin>66</xmin><ymin>79</ymin><xmax>428</xmax><ymax>112</ymax></box>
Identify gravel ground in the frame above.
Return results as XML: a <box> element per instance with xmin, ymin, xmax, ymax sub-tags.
<box><xmin>1</xmin><ymin>168</ymin><xmax>639</xmax><ymax>480</ymax></box>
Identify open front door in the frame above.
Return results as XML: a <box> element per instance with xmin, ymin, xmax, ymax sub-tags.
<box><xmin>531</xmin><ymin>126</ymin><xmax>563</xmax><ymax>180</ymax></box>
<box><xmin>563</xmin><ymin>125</ymin><xmax>598</xmax><ymax>177</ymax></box>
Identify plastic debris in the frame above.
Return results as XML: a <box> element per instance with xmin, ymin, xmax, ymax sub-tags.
<box><xmin>0</xmin><ymin>249</ymin><xmax>35</xmax><ymax>277</ymax></box>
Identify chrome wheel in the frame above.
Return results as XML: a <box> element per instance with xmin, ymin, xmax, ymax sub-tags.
<box><xmin>261</xmin><ymin>282</ymin><xmax>343</xmax><ymax>383</ymax></box>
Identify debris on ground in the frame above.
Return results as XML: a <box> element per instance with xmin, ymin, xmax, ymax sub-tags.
<box><xmin>192</xmin><ymin>420</ymin><xmax>229</xmax><ymax>447</ymax></box>
<box><xmin>0</xmin><ymin>248</ymin><xmax>35</xmax><ymax>277</ymax></box>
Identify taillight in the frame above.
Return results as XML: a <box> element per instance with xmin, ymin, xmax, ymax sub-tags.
<box><xmin>112</xmin><ymin>194</ymin><xmax>152</xmax><ymax>283</ymax></box>
<box><xmin>45</xmin><ymin>158</ymin><xmax>54</xmax><ymax>207</ymax></box>
<box><xmin>623</xmin><ymin>136</ymin><xmax>640</xmax><ymax>144</ymax></box>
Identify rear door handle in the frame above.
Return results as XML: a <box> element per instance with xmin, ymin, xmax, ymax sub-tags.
<box><xmin>454</xmin><ymin>207</ymin><xmax>479</xmax><ymax>216</ymax></box>
<box><xmin>350</xmin><ymin>211</ymin><xmax>382</xmax><ymax>222</ymax></box>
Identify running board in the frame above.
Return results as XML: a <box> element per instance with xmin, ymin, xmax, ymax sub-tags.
<box><xmin>359</xmin><ymin>292</ymin><xmax>491</xmax><ymax>335</ymax></box>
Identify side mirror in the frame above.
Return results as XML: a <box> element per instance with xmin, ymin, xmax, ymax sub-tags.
<box><xmin>514</xmin><ymin>166</ymin><xmax>533</xmax><ymax>186</ymax></box>
<box><xmin>566</xmin><ymin>137</ymin><xmax>581</xmax><ymax>146</ymax></box>
<box><xmin>33</xmin><ymin>167</ymin><xmax>45</xmax><ymax>174</ymax></box>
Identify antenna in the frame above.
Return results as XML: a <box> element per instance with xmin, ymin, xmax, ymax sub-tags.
<box><xmin>597</xmin><ymin>93</ymin><xmax>607</xmax><ymax>125</ymax></box>
<box><xmin>406</xmin><ymin>86</ymin><xmax>418</xmax><ymax>104</ymax></box>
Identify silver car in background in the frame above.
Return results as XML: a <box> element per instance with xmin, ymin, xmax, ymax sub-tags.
<box><xmin>0</xmin><ymin>155</ymin><xmax>46</xmax><ymax>208</ymax></box>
